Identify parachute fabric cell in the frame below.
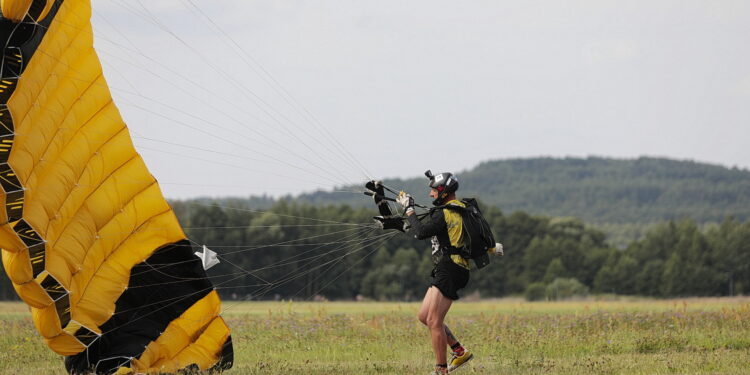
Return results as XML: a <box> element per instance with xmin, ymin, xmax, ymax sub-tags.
<box><xmin>0</xmin><ymin>0</ymin><xmax>233</xmax><ymax>373</ymax></box>
<box><xmin>1</xmin><ymin>0</ymin><xmax>53</xmax><ymax>23</ymax></box>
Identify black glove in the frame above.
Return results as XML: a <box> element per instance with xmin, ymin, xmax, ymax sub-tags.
<box><xmin>373</xmin><ymin>216</ymin><xmax>407</xmax><ymax>232</ymax></box>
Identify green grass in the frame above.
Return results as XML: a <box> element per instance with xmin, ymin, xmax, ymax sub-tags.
<box><xmin>1</xmin><ymin>298</ymin><xmax>749</xmax><ymax>374</ymax></box>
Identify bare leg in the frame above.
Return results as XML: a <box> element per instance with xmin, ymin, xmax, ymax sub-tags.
<box><xmin>417</xmin><ymin>286</ymin><xmax>454</xmax><ymax>368</ymax></box>
<box><xmin>419</xmin><ymin>293</ymin><xmax>460</xmax><ymax>348</ymax></box>
<box><xmin>444</xmin><ymin>324</ymin><xmax>459</xmax><ymax>347</ymax></box>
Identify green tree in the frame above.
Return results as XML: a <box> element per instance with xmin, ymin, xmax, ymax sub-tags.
<box><xmin>543</xmin><ymin>258</ymin><xmax>568</xmax><ymax>284</ymax></box>
<box><xmin>594</xmin><ymin>253</ymin><xmax>638</xmax><ymax>294</ymax></box>
<box><xmin>708</xmin><ymin>218</ymin><xmax>750</xmax><ymax>295</ymax></box>
<box><xmin>524</xmin><ymin>282</ymin><xmax>546</xmax><ymax>301</ymax></box>
<box><xmin>545</xmin><ymin>278</ymin><xmax>589</xmax><ymax>301</ymax></box>
<box><xmin>635</xmin><ymin>260</ymin><xmax>665</xmax><ymax>296</ymax></box>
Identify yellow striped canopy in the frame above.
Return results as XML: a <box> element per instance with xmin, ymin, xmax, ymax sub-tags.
<box><xmin>0</xmin><ymin>0</ymin><xmax>233</xmax><ymax>373</ymax></box>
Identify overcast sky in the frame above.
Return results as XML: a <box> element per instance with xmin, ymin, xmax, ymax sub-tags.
<box><xmin>91</xmin><ymin>0</ymin><xmax>750</xmax><ymax>199</ymax></box>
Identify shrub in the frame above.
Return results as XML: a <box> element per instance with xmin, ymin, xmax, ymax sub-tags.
<box><xmin>545</xmin><ymin>278</ymin><xmax>589</xmax><ymax>301</ymax></box>
<box><xmin>524</xmin><ymin>282</ymin><xmax>547</xmax><ymax>301</ymax></box>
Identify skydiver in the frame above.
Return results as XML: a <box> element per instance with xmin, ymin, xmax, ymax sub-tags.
<box><xmin>396</xmin><ymin>171</ymin><xmax>474</xmax><ymax>375</ymax></box>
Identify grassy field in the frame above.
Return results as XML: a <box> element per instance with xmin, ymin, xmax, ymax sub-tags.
<box><xmin>1</xmin><ymin>297</ymin><xmax>749</xmax><ymax>374</ymax></box>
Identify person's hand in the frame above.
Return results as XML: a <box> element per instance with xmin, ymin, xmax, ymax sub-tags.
<box><xmin>396</xmin><ymin>192</ymin><xmax>415</xmax><ymax>215</ymax></box>
<box><xmin>373</xmin><ymin>216</ymin><xmax>407</xmax><ymax>232</ymax></box>
<box><xmin>489</xmin><ymin>243</ymin><xmax>504</xmax><ymax>256</ymax></box>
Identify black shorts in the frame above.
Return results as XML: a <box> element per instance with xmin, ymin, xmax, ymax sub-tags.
<box><xmin>431</xmin><ymin>257</ymin><xmax>470</xmax><ymax>300</ymax></box>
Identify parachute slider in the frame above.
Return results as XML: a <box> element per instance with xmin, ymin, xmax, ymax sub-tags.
<box><xmin>195</xmin><ymin>245</ymin><xmax>220</xmax><ymax>270</ymax></box>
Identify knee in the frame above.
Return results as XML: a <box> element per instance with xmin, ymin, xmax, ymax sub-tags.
<box><xmin>425</xmin><ymin>315</ymin><xmax>443</xmax><ymax>329</ymax></box>
<box><xmin>417</xmin><ymin>312</ymin><xmax>428</xmax><ymax>325</ymax></box>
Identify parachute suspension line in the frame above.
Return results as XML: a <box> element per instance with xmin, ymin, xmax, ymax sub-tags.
<box><xmin>83</xmin><ymin>228</ymin><xmax>391</xmax><ymax>329</ymax></box>
<box><xmin>132</xmin><ymin>135</ymin><xmax>293</xmax><ymax>169</ymax></box>
<box><xmin>27</xmin><ymin>131</ymin><xmax>303</xmax><ymax>193</ymax></box>
<box><xmin>182</xmin><ymin>223</ymin><xmax>366</xmax><ymax>230</ymax></box>
<box><xmin>207</xmin><ymin>252</ymin><xmax>271</xmax><ymax>287</ymax></box>
<box><xmin>36</xmin><ymin>218</ymin><xmax>372</xmax><ymax>245</ymax></box>
<box><xmin>291</xmin><ymin>229</ymin><xmax>390</xmax><ymax>299</ymax></box>
<box><xmin>14</xmin><ymin>83</ymin><xmax>353</xmax><ymax>190</ymax></box>
<box><xmin>91</xmin><ymin>9</ymin><xmax>144</xmax><ymax>95</ymax></box>
<box><xmin>58</xmin><ymin>6</ymin><xmax>360</xmax><ymax>186</ymax></box>
<box><xmin>134</xmin><ymin>1</ymin><xmax>361</xmax><ymax>188</ymax></box>
<box><xmin>24</xmin><ymin>122</ymin><xmax>355</xmax><ymax>193</ymax></box>
<box><xmin>180</xmin><ymin>0</ymin><xmax>373</xmax><ymax>181</ymax></box>
<box><xmin>5</xmin><ymin>10</ymin><xmax>384</xmax><ymax>308</ymax></box>
<box><xmin>111</xmin><ymin>85</ymin><xmax>353</xmax><ymax>187</ymax></box>
<box><xmin>157</xmin><ymin>182</ymin><xmax>360</xmax><ymax>193</ymax></box>
<box><xmin>108</xmin><ymin>0</ymin><xmax>358</xmax><ymax>186</ymax></box>
<box><xmin>25</xmin><ymin>6</ymin><xmax>369</xmax><ymax>192</ymax></box>
<box><xmin>194</xmin><ymin>229</ymin><xmax>385</xmax><ymax>291</ymax></box>
<box><xmin>251</xmin><ymin>229</ymin><xmax>384</xmax><ymax>285</ymax></box>
<box><xmin>218</xmin><ymin>226</ymin><xmax>378</xmax><ymax>255</ymax></box>
<box><xmin>222</xmin><ymin>228</ymin><xmax>394</xmax><ymax>304</ymax></box>
<box><xmin>126</xmin><ymin>226</ymin><xmax>375</xmax><ymax>279</ymax></box>
<box><xmin>100</xmin><ymin>228</ymin><xmax>392</xmax><ymax>327</ymax></box>
<box><xmin>93</xmin><ymin>357</ymin><xmax>132</xmax><ymax>375</ymax></box>
<box><xmin>227</xmin><ymin>228</ymin><xmax>379</xmax><ymax>273</ymax></box>
<box><xmin>244</xmin><ymin>231</ymin><xmax>396</xmax><ymax>302</ymax></box>
<box><xmin>137</xmin><ymin>229</ymin><xmax>386</xmax><ymax>297</ymax></box>
<box><xmin>127</xmin><ymin>229</ymin><xmax>376</xmax><ymax>278</ymax></box>
<box><xmin>125</xmin><ymin>227</ymin><xmax>379</xmax><ymax>289</ymax></box>
<box><xmin>100</xmin><ymin>60</ymin><xmax>142</xmax><ymax>97</ymax></box>
<box><xmin>188</xmin><ymin>201</ymin><xmax>372</xmax><ymax>227</ymax></box>
<box><xmin>91</xmin><ymin>9</ymin><xmax>142</xmax><ymax>56</ymax></box>
<box><xmin>90</xmin><ymin>46</ymin><xmax>358</xmax><ymax>186</ymax></box>
<box><xmin>298</xmin><ymin>232</ymin><xmax>391</xmax><ymax>300</ymax></box>
<box><xmin>14</xmin><ymin>50</ymin><xmax>353</xmax><ymax>188</ymax></box>
<box><xmin>132</xmin><ymin>143</ymin><xmax>345</xmax><ymax>188</ymax></box>
<box><xmin>94</xmin><ymin>11</ymin><xmax>374</xmax><ymax>194</ymax></box>
<box><xmin>64</xmin><ymin>124</ymin><xmax>361</xmax><ymax>193</ymax></box>
<box><xmin>9</xmin><ymin>155</ymin><xmax>355</xmax><ymax>197</ymax></box>
<box><xmin>137</xmin><ymin>252</ymin><xmax>269</xmax><ymax>285</ymax></box>
<box><xmin>94</xmin><ymin>45</ymin><xmax>345</xmax><ymax>176</ymax></box>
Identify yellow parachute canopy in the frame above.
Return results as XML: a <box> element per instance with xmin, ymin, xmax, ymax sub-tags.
<box><xmin>0</xmin><ymin>0</ymin><xmax>233</xmax><ymax>373</ymax></box>
<box><xmin>0</xmin><ymin>0</ymin><xmax>52</xmax><ymax>22</ymax></box>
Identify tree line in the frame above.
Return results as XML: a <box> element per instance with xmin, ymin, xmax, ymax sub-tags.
<box><xmin>4</xmin><ymin>199</ymin><xmax>746</xmax><ymax>301</ymax></box>
<box><xmin>298</xmin><ymin>157</ymin><xmax>750</xmax><ymax>235</ymax></box>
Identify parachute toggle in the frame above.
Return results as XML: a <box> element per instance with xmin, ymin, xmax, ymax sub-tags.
<box><xmin>364</xmin><ymin>180</ymin><xmax>428</xmax><ymax>232</ymax></box>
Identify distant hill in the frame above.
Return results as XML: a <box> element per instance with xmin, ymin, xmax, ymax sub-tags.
<box><xmin>297</xmin><ymin>157</ymin><xmax>750</xmax><ymax>225</ymax></box>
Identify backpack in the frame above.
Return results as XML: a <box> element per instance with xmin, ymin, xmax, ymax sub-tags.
<box><xmin>442</xmin><ymin>198</ymin><xmax>495</xmax><ymax>269</ymax></box>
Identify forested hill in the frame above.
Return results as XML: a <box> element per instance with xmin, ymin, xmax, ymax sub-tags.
<box><xmin>300</xmin><ymin>157</ymin><xmax>750</xmax><ymax>224</ymax></box>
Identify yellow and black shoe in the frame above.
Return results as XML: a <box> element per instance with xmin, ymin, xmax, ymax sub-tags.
<box><xmin>448</xmin><ymin>350</ymin><xmax>474</xmax><ymax>372</ymax></box>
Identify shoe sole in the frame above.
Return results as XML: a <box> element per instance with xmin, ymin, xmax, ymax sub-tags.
<box><xmin>448</xmin><ymin>353</ymin><xmax>474</xmax><ymax>373</ymax></box>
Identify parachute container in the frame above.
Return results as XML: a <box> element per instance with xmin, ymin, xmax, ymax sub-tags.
<box><xmin>0</xmin><ymin>0</ymin><xmax>233</xmax><ymax>373</ymax></box>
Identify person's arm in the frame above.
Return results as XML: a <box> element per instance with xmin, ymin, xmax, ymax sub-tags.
<box><xmin>397</xmin><ymin>192</ymin><xmax>446</xmax><ymax>239</ymax></box>
<box><xmin>406</xmin><ymin>209</ymin><xmax>446</xmax><ymax>240</ymax></box>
